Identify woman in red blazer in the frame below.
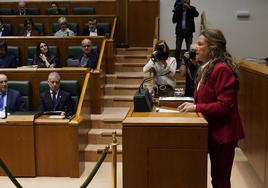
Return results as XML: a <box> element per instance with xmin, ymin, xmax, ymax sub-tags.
<box><xmin>177</xmin><ymin>28</ymin><xmax>244</xmax><ymax>188</ymax></box>
<box><xmin>20</xmin><ymin>18</ymin><xmax>40</xmax><ymax>37</ymax></box>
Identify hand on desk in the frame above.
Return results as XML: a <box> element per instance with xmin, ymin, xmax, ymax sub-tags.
<box><xmin>177</xmin><ymin>102</ymin><xmax>196</xmax><ymax>112</ymax></box>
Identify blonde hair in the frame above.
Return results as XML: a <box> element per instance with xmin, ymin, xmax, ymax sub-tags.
<box><xmin>58</xmin><ymin>17</ymin><xmax>67</xmax><ymax>24</ymax></box>
<box><xmin>195</xmin><ymin>28</ymin><xmax>239</xmax><ymax>86</ymax></box>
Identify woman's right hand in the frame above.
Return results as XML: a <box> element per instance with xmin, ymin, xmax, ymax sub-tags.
<box><xmin>39</xmin><ymin>54</ymin><xmax>47</xmax><ymax>61</ymax></box>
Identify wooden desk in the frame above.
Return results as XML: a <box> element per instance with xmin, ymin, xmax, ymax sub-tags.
<box><xmin>34</xmin><ymin>115</ymin><xmax>88</xmax><ymax>177</ymax></box>
<box><xmin>123</xmin><ymin>107</ymin><xmax>208</xmax><ymax>188</ymax></box>
<box><xmin>238</xmin><ymin>60</ymin><xmax>268</xmax><ymax>186</ymax></box>
<box><xmin>0</xmin><ymin>115</ymin><xmax>35</xmax><ymax>176</ymax></box>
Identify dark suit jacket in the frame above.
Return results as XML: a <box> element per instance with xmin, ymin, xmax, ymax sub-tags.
<box><xmin>0</xmin><ymin>54</ymin><xmax>17</xmax><ymax>68</ymax></box>
<box><xmin>79</xmin><ymin>50</ymin><xmax>99</xmax><ymax>69</ymax></box>
<box><xmin>6</xmin><ymin>88</ymin><xmax>26</xmax><ymax>113</ymax></box>
<box><xmin>0</xmin><ymin>26</ymin><xmax>11</xmax><ymax>36</ymax></box>
<box><xmin>83</xmin><ymin>26</ymin><xmax>105</xmax><ymax>36</ymax></box>
<box><xmin>195</xmin><ymin>60</ymin><xmax>244</xmax><ymax>144</ymax></box>
<box><xmin>172</xmin><ymin>5</ymin><xmax>199</xmax><ymax>34</ymax></box>
<box><xmin>16</xmin><ymin>9</ymin><xmax>29</xmax><ymax>15</ymax></box>
<box><xmin>39</xmin><ymin>89</ymin><xmax>75</xmax><ymax>117</ymax></box>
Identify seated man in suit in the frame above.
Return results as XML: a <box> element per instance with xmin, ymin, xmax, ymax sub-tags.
<box><xmin>39</xmin><ymin>72</ymin><xmax>75</xmax><ymax>118</ymax></box>
<box><xmin>0</xmin><ymin>74</ymin><xmax>26</xmax><ymax>114</ymax></box>
<box><xmin>0</xmin><ymin>19</ymin><xmax>11</xmax><ymax>36</ymax></box>
<box><xmin>17</xmin><ymin>1</ymin><xmax>28</xmax><ymax>15</ymax></box>
<box><xmin>0</xmin><ymin>40</ymin><xmax>17</xmax><ymax>68</ymax></box>
<box><xmin>79</xmin><ymin>38</ymin><xmax>99</xmax><ymax>70</ymax></box>
<box><xmin>83</xmin><ymin>18</ymin><xmax>105</xmax><ymax>36</ymax></box>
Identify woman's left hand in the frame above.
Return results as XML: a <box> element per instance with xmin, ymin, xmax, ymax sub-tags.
<box><xmin>177</xmin><ymin>102</ymin><xmax>196</xmax><ymax>112</ymax></box>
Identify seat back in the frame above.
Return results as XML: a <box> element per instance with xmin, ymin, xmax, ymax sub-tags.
<box><xmin>97</xmin><ymin>22</ymin><xmax>111</xmax><ymax>37</ymax></box>
<box><xmin>39</xmin><ymin>80</ymin><xmax>80</xmax><ymax>110</ymax></box>
<box><xmin>8</xmin><ymin>81</ymin><xmax>31</xmax><ymax>111</ymax></box>
<box><xmin>72</xmin><ymin>7</ymin><xmax>95</xmax><ymax>15</ymax></box>
<box><xmin>0</xmin><ymin>8</ymin><xmax>14</xmax><ymax>15</ymax></box>
<box><xmin>26</xmin><ymin>8</ymin><xmax>40</xmax><ymax>15</ymax></box>
<box><xmin>45</xmin><ymin>7</ymin><xmax>68</xmax><ymax>15</ymax></box>
<box><xmin>19</xmin><ymin>23</ymin><xmax>44</xmax><ymax>35</ymax></box>
<box><xmin>27</xmin><ymin>46</ymin><xmax>58</xmax><ymax>65</ymax></box>
<box><xmin>7</xmin><ymin>46</ymin><xmax>19</xmax><ymax>66</ymax></box>
<box><xmin>52</xmin><ymin>22</ymin><xmax>78</xmax><ymax>35</ymax></box>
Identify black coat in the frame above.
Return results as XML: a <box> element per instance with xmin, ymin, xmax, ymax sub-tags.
<box><xmin>79</xmin><ymin>50</ymin><xmax>99</xmax><ymax>69</ymax></box>
<box><xmin>172</xmin><ymin>5</ymin><xmax>199</xmax><ymax>34</ymax></box>
<box><xmin>0</xmin><ymin>54</ymin><xmax>17</xmax><ymax>68</ymax></box>
<box><xmin>83</xmin><ymin>26</ymin><xmax>105</xmax><ymax>36</ymax></box>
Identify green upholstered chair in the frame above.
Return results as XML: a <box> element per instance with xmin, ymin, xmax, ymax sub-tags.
<box><xmin>27</xmin><ymin>46</ymin><xmax>58</xmax><ymax>65</ymax></box>
<box><xmin>45</xmin><ymin>7</ymin><xmax>68</xmax><ymax>15</ymax></box>
<box><xmin>19</xmin><ymin>23</ymin><xmax>44</xmax><ymax>35</ymax></box>
<box><xmin>52</xmin><ymin>22</ymin><xmax>79</xmax><ymax>35</ymax></box>
<box><xmin>72</xmin><ymin>7</ymin><xmax>95</xmax><ymax>15</ymax></box>
<box><xmin>0</xmin><ymin>8</ymin><xmax>14</xmax><ymax>15</ymax></box>
<box><xmin>97</xmin><ymin>22</ymin><xmax>111</xmax><ymax>37</ymax></box>
<box><xmin>8</xmin><ymin>81</ymin><xmax>32</xmax><ymax>111</ymax></box>
<box><xmin>39</xmin><ymin>80</ymin><xmax>80</xmax><ymax>110</ymax></box>
<box><xmin>26</xmin><ymin>8</ymin><xmax>40</xmax><ymax>15</ymax></box>
<box><xmin>7</xmin><ymin>46</ymin><xmax>19</xmax><ymax>67</ymax></box>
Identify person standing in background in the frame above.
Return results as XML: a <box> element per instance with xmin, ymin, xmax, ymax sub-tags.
<box><xmin>172</xmin><ymin>0</ymin><xmax>199</xmax><ymax>68</ymax></box>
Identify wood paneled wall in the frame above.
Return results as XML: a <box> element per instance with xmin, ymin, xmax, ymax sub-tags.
<box><xmin>238</xmin><ymin>60</ymin><xmax>268</xmax><ymax>186</ymax></box>
<box><xmin>127</xmin><ymin>0</ymin><xmax>159</xmax><ymax>47</ymax></box>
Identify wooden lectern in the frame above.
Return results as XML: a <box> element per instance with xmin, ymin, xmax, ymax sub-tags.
<box><xmin>123</xmin><ymin>106</ymin><xmax>208</xmax><ymax>188</ymax></box>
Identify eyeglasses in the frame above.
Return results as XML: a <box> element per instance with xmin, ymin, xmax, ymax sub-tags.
<box><xmin>82</xmin><ymin>45</ymin><xmax>92</xmax><ymax>48</ymax></box>
<box><xmin>0</xmin><ymin>80</ymin><xmax>8</xmax><ymax>84</ymax></box>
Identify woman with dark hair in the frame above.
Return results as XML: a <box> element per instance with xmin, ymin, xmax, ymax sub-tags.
<box><xmin>143</xmin><ymin>40</ymin><xmax>177</xmax><ymax>97</ymax></box>
<box><xmin>33</xmin><ymin>42</ymin><xmax>57</xmax><ymax>68</ymax></box>
<box><xmin>20</xmin><ymin>18</ymin><xmax>39</xmax><ymax>37</ymax></box>
<box><xmin>177</xmin><ymin>28</ymin><xmax>244</xmax><ymax>188</ymax></box>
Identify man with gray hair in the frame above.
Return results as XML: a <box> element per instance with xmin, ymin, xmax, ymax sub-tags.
<box><xmin>17</xmin><ymin>1</ymin><xmax>28</xmax><ymax>15</ymax></box>
<box><xmin>39</xmin><ymin>72</ymin><xmax>75</xmax><ymax>118</ymax></box>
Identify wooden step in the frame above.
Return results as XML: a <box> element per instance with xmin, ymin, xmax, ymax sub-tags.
<box><xmin>85</xmin><ymin>144</ymin><xmax>122</xmax><ymax>162</ymax></box>
<box><xmin>105</xmin><ymin>84</ymin><xmax>139</xmax><ymax>96</ymax></box>
<box><xmin>116</xmin><ymin>48</ymin><xmax>151</xmax><ymax>56</ymax></box>
<box><xmin>116</xmin><ymin>55</ymin><xmax>149</xmax><ymax>63</ymax></box>
<box><xmin>115</xmin><ymin>62</ymin><xmax>145</xmax><ymax>72</ymax></box>
<box><xmin>90</xmin><ymin>107</ymin><xmax>129</xmax><ymax>128</ymax></box>
<box><xmin>88</xmin><ymin>128</ymin><xmax>122</xmax><ymax>144</ymax></box>
<box><xmin>106</xmin><ymin>72</ymin><xmax>144</xmax><ymax>85</ymax></box>
<box><xmin>104</xmin><ymin>95</ymin><xmax>133</xmax><ymax>107</ymax></box>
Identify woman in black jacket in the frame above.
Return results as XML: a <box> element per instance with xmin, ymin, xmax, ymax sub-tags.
<box><xmin>33</xmin><ymin>42</ymin><xmax>57</xmax><ymax>68</ymax></box>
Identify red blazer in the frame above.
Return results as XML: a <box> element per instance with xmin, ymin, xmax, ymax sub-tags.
<box><xmin>195</xmin><ymin>60</ymin><xmax>244</xmax><ymax>144</ymax></box>
<box><xmin>20</xmin><ymin>29</ymin><xmax>40</xmax><ymax>36</ymax></box>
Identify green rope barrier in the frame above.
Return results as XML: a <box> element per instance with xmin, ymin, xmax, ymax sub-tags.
<box><xmin>0</xmin><ymin>158</ymin><xmax>23</xmax><ymax>188</ymax></box>
<box><xmin>80</xmin><ymin>146</ymin><xmax>110</xmax><ymax>188</ymax></box>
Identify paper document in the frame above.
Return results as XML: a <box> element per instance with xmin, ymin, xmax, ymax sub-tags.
<box><xmin>159</xmin><ymin>97</ymin><xmax>194</xmax><ymax>101</ymax></box>
<box><xmin>48</xmin><ymin>115</ymin><xmax>65</xmax><ymax>119</ymax></box>
<box><xmin>156</xmin><ymin>107</ymin><xmax>180</xmax><ymax>113</ymax></box>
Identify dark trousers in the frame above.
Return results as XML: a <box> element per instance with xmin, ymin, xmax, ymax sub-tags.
<box><xmin>175</xmin><ymin>30</ymin><xmax>193</xmax><ymax>66</ymax></box>
<box><xmin>209</xmin><ymin>141</ymin><xmax>237</xmax><ymax>188</ymax></box>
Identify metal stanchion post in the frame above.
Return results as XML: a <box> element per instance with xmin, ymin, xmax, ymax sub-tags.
<box><xmin>111</xmin><ymin>131</ymin><xmax>118</xmax><ymax>188</ymax></box>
